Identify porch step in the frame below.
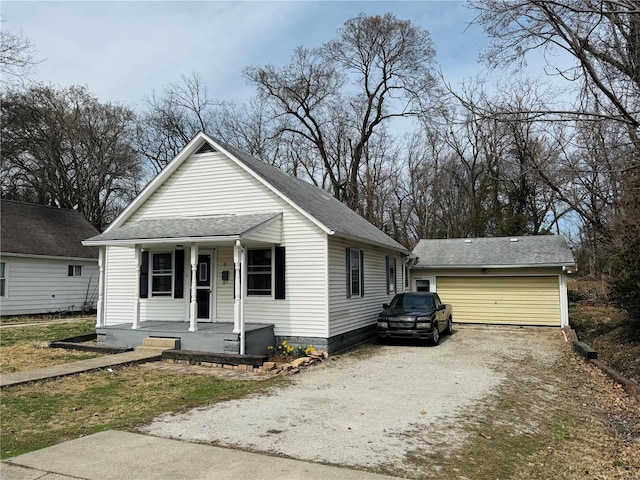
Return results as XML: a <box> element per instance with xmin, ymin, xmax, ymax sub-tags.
<box><xmin>136</xmin><ymin>337</ymin><xmax>181</xmax><ymax>352</ymax></box>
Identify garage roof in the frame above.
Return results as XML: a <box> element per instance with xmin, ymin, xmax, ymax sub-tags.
<box><xmin>412</xmin><ymin>236</ymin><xmax>575</xmax><ymax>269</ymax></box>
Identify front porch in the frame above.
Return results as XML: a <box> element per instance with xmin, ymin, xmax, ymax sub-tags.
<box><xmin>97</xmin><ymin>321</ymin><xmax>275</xmax><ymax>355</ymax></box>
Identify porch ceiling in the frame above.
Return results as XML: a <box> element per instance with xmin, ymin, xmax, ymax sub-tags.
<box><xmin>83</xmin><ymin>212</ymin><xmax>282</xmax><ymax>246</ymax></box>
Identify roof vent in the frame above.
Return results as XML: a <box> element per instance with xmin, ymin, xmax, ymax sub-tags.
<box><xmin>510</xmin><ymin>238</ymin><xmax>519</xmax><ymax>242</ymax></box>
<box><xmin>464</xmin><ymin>239</ymin><xmax>472</xmax><ymax>244</ymax></box>
<box><xmin>195</xmin><ymin>143</ymin><xmax>216</xmax><ymax>154</ymax></box>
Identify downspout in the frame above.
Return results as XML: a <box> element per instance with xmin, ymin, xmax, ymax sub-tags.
<box><xmin>404</xmin><ymin>254</ymin><xmax>417</xmax><ymax>292</ymax></box>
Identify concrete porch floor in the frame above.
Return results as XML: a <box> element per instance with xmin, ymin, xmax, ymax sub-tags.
<box><xmin>97</xmin><ymin>321</ymin><xmax>275</xmax><ymax>356</ymax></box>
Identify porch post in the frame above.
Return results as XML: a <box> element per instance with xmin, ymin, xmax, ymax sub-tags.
<box><xmin>189</xmin><ymin>244</ymin><xmax>198</xmax><ymax>332</ymax></box>
<box><xmin>239</xmin><ymin>244</ymin><xmax>246</xmax><ymax>355</ymax></box>
<box><xmin>233</xmin><ymin>240</ymin><xmax>242</xmax><ymax>334</ymax></box>
<box><xmin>96</xmin><ymin>247</ymin><xmax>105</xmax><ymax>327</ymax></box>
<box><xmin>132</xmin><ymin>245</ymin><xmax>141</xmax><ymax>330</ymax></box>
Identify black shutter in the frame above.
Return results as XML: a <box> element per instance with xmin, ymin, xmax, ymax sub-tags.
<box><xmin>275</xmin><ymin>246</ymin><xmax>286</xmax><ymax>300</ymax></box>
<box><xmin>360</xmin><ymin>250</ymin><xmax>364</xmax><ymax>297</ymax></box>
<box><xmin>345</xmin><ymin>248</ymin><xmax>351</xmax><ymax>298</ymax></box>
<box><xmin>174</xmin><ymin>250</ymin><xmax>184</xmax><ymax>298</ymax></box>
<box><xmin>140</xmin><ymin>251</ymin><xmax>149</xmax><ymax>298</ymax></box>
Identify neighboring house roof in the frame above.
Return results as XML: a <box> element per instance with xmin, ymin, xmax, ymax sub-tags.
<box><xmin>98</xmin><ymin>132</ymin><xmax>408</xmax><ymax>253</ymax></box>
<box><xmin>412</xmin><ymin>236</ymin><xmax>575</xmax><ymax>269</ymax></box>
<box><xmin>1</xmin><ymin>200</ymin><xmax>99</xmax><ymax>259</ymax></box>
<box><xmin>85</xmin><ymin>212</ymin><xmax>280</xmax><ymax>244</ymax></box>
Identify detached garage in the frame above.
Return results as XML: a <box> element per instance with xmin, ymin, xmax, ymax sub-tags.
<box><xmin>409</xmin><ymin>236</ymin><xmax>575</xmax><ymax>327</ymax></box>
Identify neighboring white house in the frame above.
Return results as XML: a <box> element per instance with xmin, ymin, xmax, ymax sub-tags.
<box><xmin>409</xmin><ymin>236</ymin><xmax>576</xmax><ymax>327</ymax></box>
<box><xmin>83</xmin><ymin>132</ymin><xmax>409</xmax><ymax>353</ymax></box>
<box><xmin>0</xmin><ymin>200</ymin><xmax>100</xmax><ymax>316</ymax></box>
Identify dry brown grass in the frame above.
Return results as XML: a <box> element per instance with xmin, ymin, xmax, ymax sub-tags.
<box><xmin>0</xmin><ymin>342</ymin><xmax>103</xmax><ymax>373</ymax></box>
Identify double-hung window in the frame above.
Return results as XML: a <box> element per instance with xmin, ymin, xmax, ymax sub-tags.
<box><xmin>386</xmin><ymin>256</ymin><xmax>396</xmax><ymax>294</ymax></box>
<box><xmin>0</xmin><ymin>261</ymin><xmax>5</xmax><ymax>297</ymax></box>
<box><xmin>247</xmin><ymin>249</ymin><xmax>272</xmax><ymax>296</ymax></box>
<box><xmin>346</xmin><ymin>248</ymin><xmax>364</xmax><ymax>298</ymax></box>
<box><xmin>68</xmin><ymin>265</ymin><xmax>82</xmax><ymax>276</ymax></box>
<box><xmin>151</xmin><ymin>252</ymin><xmax>173</xmax><ymax>297</ymax></box>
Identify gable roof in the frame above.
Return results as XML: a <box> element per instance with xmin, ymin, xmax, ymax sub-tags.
<box><xmin>1</xmin><ymin>200</ymin><xmax>99</xmax><ymax>259</ymax></box>
<box><xmin>412</xmin><ymin>236</ymin><xmax>575</xmax><ymax>269</ymax></box>
<box><xmin>102</xmin><ymin>132</ymin><xmax>408</xmax><ymax>253</ymax></box>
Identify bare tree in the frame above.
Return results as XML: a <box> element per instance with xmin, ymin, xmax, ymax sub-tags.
<box><xmin>136</xmin><ymin>71</ymin><xmax>219</xmax><ymax>174</ymax></box>
<box><xmin>245</xmin><ymin>13</ymin><xmax>438</xmax><ymax>213</ymax></box>
<box><xmin>1</xmin><ymin>84</ymin><xmax>140</xmax><ymax>230</ymax></box>
<box><xmin>0</xmin><ymin>22</ymin><xmax>39</xmax><ymax>87</ymax></box>
<box><xmin>468</xmin><ymin>0</ymin><xmax>640</xmax><ymax>148</ymax></box>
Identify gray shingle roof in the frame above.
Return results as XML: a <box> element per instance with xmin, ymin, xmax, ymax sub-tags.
<box><xmin>85</xmin><ymin>213</ymin><xmax>280</xmax><ymax>243</ymax></box>
<box><xmin>412</xmin><ymin>236</ymin><xmax>575</xmax><ymax>268</ymax></box>
<box><xmin>215</xmin><ymin>137</ymin><xmax>407</xmax><ymax>253</ymax></box>
<box><xmin>1</xmin><ymin>200</ymin><xmax>99</xmax><ymax>259</ymax></box>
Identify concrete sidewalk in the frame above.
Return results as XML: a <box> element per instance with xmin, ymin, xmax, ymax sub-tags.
<box><xmin>0</xmin><ymin>350</ymin><xmax>161</xmax><ymax>387</ymax></box>
<box><xmin>1</xmin><ymin>430</ymin><xmax>401</xmax><ymax>480</ymax></box>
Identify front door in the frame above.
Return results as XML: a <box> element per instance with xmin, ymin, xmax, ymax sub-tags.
<box><xmin>196</xmin><ymin>253</ymin><xmax>212</xmax><ymax>321</ymax></box>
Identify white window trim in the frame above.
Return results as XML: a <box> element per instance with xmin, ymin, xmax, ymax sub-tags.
<box><xmin>68</xmin><ymin>264</ymin><xmax>83</xmax><ymax>277</ymax></box>
<box><xmin>0</xmin><ymin>260</ymin><xmax>7</xmax><ymax>297</ymax></box>
<box><xmin>347</xmin><ymin>248</ymin><xmax>363</xmax><ymax>298</ymax></box>
<box><xmin>387</xmin><ymin>256</ymin><xmax>396</xmax><ymax>294</ymax></box>
<box><xmin>151</xmin><ymin>251</ymin><xmax>173</xmax><ymax>297</ymax></box>
<box><xmin>246</xmin><ymin>247</ymin><xmax>273</xmax><ymax>297</ymax></box>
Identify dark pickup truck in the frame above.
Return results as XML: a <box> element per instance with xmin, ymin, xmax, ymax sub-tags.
<box><xmin>376</xmin><ymin>292</ymin><xmax>453</xmax><ymax>345</ymax></box>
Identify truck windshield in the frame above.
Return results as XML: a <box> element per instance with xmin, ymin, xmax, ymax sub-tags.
<box><xmin>390</xmin><ymin>294</ymin><xmax>434</xmax><ymax>310</ymax></box>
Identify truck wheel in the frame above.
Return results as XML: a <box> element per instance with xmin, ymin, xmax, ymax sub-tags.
<box><xmin>432</xmin><ymin>323</ymin><xmax>440</xmax><ymax>345</ymax></box>
<box><xmin>445</xmin><ymin>316</ymin><xmax>453</xmax><ymax>335</ymax></box>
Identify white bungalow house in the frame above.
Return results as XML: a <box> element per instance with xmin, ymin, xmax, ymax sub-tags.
<box><xmin>83</xmin><ymin>132</ymin><xmax>409</xmax><ymax>355</ymax></box>
<box><xmin>0</xmin><ymin>200</ymin><xmax>100</xmax><ymax>316</ymax></box>
<box><xmin>408</xmin><ymin>236</ymin><xmax>575</xmax><ymax>327</ymax></box>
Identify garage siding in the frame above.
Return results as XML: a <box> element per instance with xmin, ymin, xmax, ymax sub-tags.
<box><xmin>436</xmin><ymin>276</ymin><xmax>560</xmax><ymax>326</ymax></box>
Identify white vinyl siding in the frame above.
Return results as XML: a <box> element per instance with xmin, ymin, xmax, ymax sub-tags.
<box><xmin>427</xmin><ymin>273</ymin><xmax>562</xmax><ymax>327</ymax></box>
<box><xmin>103</xmin><ymin>247</ymin><xmax>136</xmax><ymax>325</ymax></box>
<box><xmin>328</xmin><ymin>238</ymin><xmax>401</xmax><ymax>336</ymax></box>
<box><xmin>0</xmin><ymin>256</ymin><xmax>98</xmax><ymax>316</ymax></box>
<box><xmin>109</xmin><ymin>151</ymin><xmax>328</xmax><ymax>337</ymax></box>
<box><xmin>215</xmin><ymin>246</ymin><xmax>235</xmax><ymax>322</ymax></box>
<box><xmin>139</xmin><ymin>298</ymin><xmax>186</xmax><ymax>322</ymax></box>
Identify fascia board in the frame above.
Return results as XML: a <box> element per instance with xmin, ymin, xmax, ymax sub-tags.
<box><xmin>412</xmin><ymin>262</ymin><xmax>575</xmax><ymax>269</ymax></box>
<box><xmin>0</xmin><ymin>252</ymin><xmax>98</xmax><ymax>262</ymax></box>
<box><xmin>83</xmin><ymin>235</ymin><xmax>241</xmax><ymax>247</ymax></box>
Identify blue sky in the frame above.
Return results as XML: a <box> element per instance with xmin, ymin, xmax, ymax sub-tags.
<box><xmin>3</xmin><ymin>1</ymin><xmax>497</xmax><ymax>109</ymax></box>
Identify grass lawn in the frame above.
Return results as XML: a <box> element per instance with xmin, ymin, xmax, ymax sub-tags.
<box><xmin>1</xmin><ymin>317</ymin><xmax>103</xmax><ymax>373</ymax></box>
<box><xmin>0</xmin><ymin>316</ymin><xmax>281</xmax><ymax>459</ymax></box>
<box><xmin>1</xmin><ymin>366</ymin><xmax>274</xmax><ymax>459</ymax></box>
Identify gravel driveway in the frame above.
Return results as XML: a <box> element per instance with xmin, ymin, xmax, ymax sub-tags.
<box><xmin>139</xmin><ymin>326</ymin><xmax>563</xmax><ymax>471</ymax></box>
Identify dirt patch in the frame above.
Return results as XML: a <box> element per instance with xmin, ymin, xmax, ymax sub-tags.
<box><xmin>570</xmin><ymin>304</ymin><xmax>640</xmax><ymax>383</ymax></box>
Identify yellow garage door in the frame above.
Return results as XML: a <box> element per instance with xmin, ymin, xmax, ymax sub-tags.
<box><xmin>436</xmin><ymin>276</ymin><xmax>560</xmax><ymax>326</ymax></box>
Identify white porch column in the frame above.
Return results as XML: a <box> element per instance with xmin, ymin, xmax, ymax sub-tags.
<box><xmin>233</xmin><ymin>240</ymin><xmax>243</xmax><ymax>334</ymax></box>
<box><xmin>189</xmin><ymin>244</ymin><xmax>198</xmax><ymax>332</ymax></box>
<box><xmin>239</xmin><ymin>245</ymin><xmax>246</xmax><ymax>355</ymax></box>
<box><xmin>132</xmin><ymin>245</ymin><xmax>141</xmax><ymax>330</ymax></box>
<box><xmin>96</xmin><ymin>247</ymin><xmax>105</xmax><ymax>327</ymax></box>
